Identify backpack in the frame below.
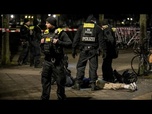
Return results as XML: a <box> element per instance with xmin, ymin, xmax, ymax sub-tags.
<box><xmin>64</xmin><ymin>68</ymin><xmax>75</xmax><ymax>87</ymax></box>
<box><xmin>113</xmin><ymin>69</ymin><xmax>138</xmax><ymax>84</ymax></box>
<box><xmin>122</xmin><ymin>70</ymin><xmax>138</xmax><ymax>84</ymax></box>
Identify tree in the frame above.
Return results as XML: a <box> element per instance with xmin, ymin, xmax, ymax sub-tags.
<box><xmin>139</xmin><ymin>14</ymin><xmax>148</xmax><ymax>76</ymax></box>
<box><xmin>1</xmin><ymin>14</ymin><xmax>11</xmax><ymax>65</ymax></box>
<box><xmin>140</xmin><ymin>14</ymin><xmax>147</xmax><ymax>45</ymax></box>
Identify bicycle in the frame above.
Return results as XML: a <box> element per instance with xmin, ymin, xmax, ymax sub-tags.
<box><xmin>131</xmin><ymin>38</ymin><xmax>152</xmax><ymax>76</ymax></box>
<box><xmin>127</xmin><ymin>31</ymin><xmax>140</xmax><ymax>50</ymax></box>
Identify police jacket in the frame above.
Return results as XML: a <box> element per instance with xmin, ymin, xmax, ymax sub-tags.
<box><xmin>34</xmin><ymin>25</ymin><xmax>42</xmax><ymax>41</ymax></box>
<box><xmin>102</xmin><ymin>24</ymin><xmax>117</xmax><ymax>57</ymax></box>
<box><xmin>72</xmin><ymin>22</ymin><xmax>105</xmax><ymax>51</ymax></box>
<box><xmin>40</xmin><ymin>28</ymin><xmax>72</xmax><ymax>61</ymax></box>
<box><xmin>30</xmin><ymin>25</ymin><xmax>42</xmax><ymax>42</ymax></box>
<box><xmin>20</xmin><ymin>23</ymin><xmax>31</xmax><ymax>42</ymax></box>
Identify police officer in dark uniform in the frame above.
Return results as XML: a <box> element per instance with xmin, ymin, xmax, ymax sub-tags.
<box><xmin>18</xmin><ymin>18</ymin><xmax>31</xmax><ymax>65</ymax></box>
<box><xmin>100</xmin><ymin>19</ymin><xmax>117</xmax><ymax>83</ymax></box>
<box><xmin>40</xmin><ymin>16</ymin><xmax>72</xmax><ymax>100</ymax></box>
<box><xmin>72</xmin><ymin>14</ymin><xmax>105</xmax><ymax>91</ymax></box>
<box><xmin>29</xmin><ymin>19</ymin><xmax>42</xmax><ymax>68</ymax></box>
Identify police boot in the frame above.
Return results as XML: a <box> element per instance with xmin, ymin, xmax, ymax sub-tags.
<box><xmin>91</xmin><ymin>82</ymin><xmax>101</xmax><ymax>91</ymax></box>
<box><xmin>96</xmin><ymin>79</ymin><xmax>106</xmax><ymax>89</ymax></box>
<box><xmin>18</xmin><ymin>60</ymin><xmax>22</xmax><ymax>66</ymax></box>
<box><xmin>34</xmin><ymin>60</ymin><xmax>42</xmax><ymax>68</ymax></box>
<box><xmin>30</xmin><ymin>60</ymin><xmax>34</xmax><ymax>67</ymax></box>
<box><xmin>57</xmin><ymin>94</ymin><xmax>67</xmax><ymax>100</ymax></box>
<box><xmin>71</xmin><ymin>82</ymin><xmax>81</xmax><ymax>90</ymax></box>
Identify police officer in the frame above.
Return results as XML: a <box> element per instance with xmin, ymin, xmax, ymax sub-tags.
<box><xmin>18</xmin><ymin>18</ymin><xmax>31</xmax><ymax>65</ymax></box>
<box><xmin>29</xmin><ymin>19</ymin><xmax>42</xmax><ymax>68</ymax></box>
<box><xmin>72</xmin><ymin>14</ymin><xmax>105</xmax><ymax>91</ymax></box>
<box><xmin>100</xmin><ymin>19</ymin><xmax>117</xmax><ymax>83</ymax></box>
<box><xmin>40</xmin><ymin>16</ymin><xmax>72</xmax><ymax>100</ymax></box>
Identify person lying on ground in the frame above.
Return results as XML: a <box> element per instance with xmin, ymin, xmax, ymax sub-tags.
<box><xmin>96</xmin><ymin>78</ymin><xmax>137</xmax><ymax>92</ymax></box>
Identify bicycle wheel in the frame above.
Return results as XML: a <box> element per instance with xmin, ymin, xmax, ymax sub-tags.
<box><xmin>131</xmin><ymin>54</ymin><xmax>151</xmax><ymax>76</ymax></box>
<box><xmin>131</xmin><ymin>55</ymin><xmax>141</xmax><ymax>76</ymax></box>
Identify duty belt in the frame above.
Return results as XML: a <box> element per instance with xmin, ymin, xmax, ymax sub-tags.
<box><xmin>46</xmin><ymin>57</ymin><xmax>56</xmax><ymax>63</ymax></box>
<box><xmin>51</xmin><ymin>58</ymin><xmax>56</xmax><ymax>63</ymax></box>
<box><xmin>83</xmin><ymin>46</ymin><xmax>95</xmax><ymax>50</ymax></box>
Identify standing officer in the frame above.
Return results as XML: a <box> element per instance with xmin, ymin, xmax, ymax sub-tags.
<box><xmin>71</xmin><ymin>14</ymin><xmax>105</xmax><ymax>91</ymax></box>
<box><xmin>18</xmin><ymin>18</ymin><xmax>31</xmax><ymax>65</ymax></box>
<box><xmin>100</xmin><ymin>19</ymin><xmax>117</xmax><ymax>83</ymax></box>
<box><xmin>29</xmin><ymin>19</ymin><xmax>43</xmax><ymax>68</ymax></box>
<box><xmin>40</xmin><ymin>16</ymin><xmax>72</xmax><ymax>100</ymax></box>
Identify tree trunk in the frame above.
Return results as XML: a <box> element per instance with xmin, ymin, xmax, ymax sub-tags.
<box><xmin>140</xmin><ymin>14</ymin><xmax>147</xmax><ymax>45</ymax></box>
<box><xmin>139</xmin><ymin>14</ymin><xmax>148</xmax><ymax>76</ymax></box>
<box><xmin>1</xmin><ymin>14</ymin><xmax>10</xmax><ymax>65</ymax></box>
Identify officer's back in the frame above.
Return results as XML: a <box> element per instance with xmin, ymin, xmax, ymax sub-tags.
<box><xmin>72</xmin><ymin>15</ymin><xmax>103</xmax><ymax>51</ymax></box>
<box><xmin>20</xmin><ymin>19</ymin><xmax>31</xmax><ymax>42</ymax></box>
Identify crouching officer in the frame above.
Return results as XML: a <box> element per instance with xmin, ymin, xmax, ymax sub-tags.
<box><xmin>71</xmin><ymin>14</ymin><xmax>105</xmax><ymax>91</ymax></box>
<box><xmin>40</xmin><ymin>16</ymin><xmax>72</xmax><ymax>100</ymax></box>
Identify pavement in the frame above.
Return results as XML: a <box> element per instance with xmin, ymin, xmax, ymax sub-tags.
<box><xmin>0</xmin><ymin>49</ymin><xmax>152</xmax><ymax>100</ymax></box>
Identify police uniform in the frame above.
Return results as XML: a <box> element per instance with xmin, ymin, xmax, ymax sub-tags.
<box><xmin>101</xmin><ymin>19</ymin><xmax>117</xmax><ymax>83</ymax></box>
<box><xmin>18</xmin><ymin>19</ymin><xmax>31</xmax><ymax>65</ymax></box>
<box><xmin>29</xmin><ymin>20</ymin><xmax>42</xmax><ymax>68</ymax></box>
<box><xmin>40</xmin><ymin>16</ymin><xmax>72</xmax><ymax>100</ymax></box>
<box><xmin>72</xmin><ymin>15</ymin><xmax>105</xmax><ymax>91</ymax></box>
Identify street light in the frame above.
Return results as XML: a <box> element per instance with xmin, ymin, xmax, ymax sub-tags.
<box><xmin>10</xmin><ymin>15</ymin><xmax>14</xmax><ymax>19</ymax></box>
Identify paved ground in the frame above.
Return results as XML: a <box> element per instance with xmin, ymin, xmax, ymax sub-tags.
<box><xmin>0</xmin><ymin>49</ymin><xmax>152</xmax><ymax>100</ymax></box>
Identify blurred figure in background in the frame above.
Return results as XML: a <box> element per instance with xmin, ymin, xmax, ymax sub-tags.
<box><xmin>29</xmin><ymin>19</ymin><xmax>43</xmax><ymax>68</ymax></box>
<box><xmin>17</xmin><ymin>18</ymin><xmax>31</xmax><ymax>65</ymax></box>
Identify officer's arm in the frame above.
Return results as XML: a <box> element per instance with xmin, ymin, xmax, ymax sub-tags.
<box><xmin>35</xmin><ymin>27</ymin><xmax>42</xmax><ymax>41</ymax></box>
<box><xmin>20</xmin><ymin>27</ymin><xmax>30</xmax><ymax>41</ymax></box>
<box><xmin>56</xmin><ymin>32</ymin><xmax>72</xmax><ymax>47</ymax></box>
<box><xmin>40</xmin><ymin>38</ymin><xmax>45</xmax><ymax>53</ymax></box>
<box><xmin>98</xmin><ymin>27</ymin><xmax>106</xmax><ymax>50</ymax></box>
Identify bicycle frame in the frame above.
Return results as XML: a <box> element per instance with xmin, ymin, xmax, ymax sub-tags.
<box><xmin>127</xmin><ymin>31</ymin><xmax>140</xmax><ymax>49</ymax></box>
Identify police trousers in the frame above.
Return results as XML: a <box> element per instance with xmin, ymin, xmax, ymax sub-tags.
<box><xmin>18</xmin><ymin>41</ymin><xmax>30</xmax><ymax>64</ymax></box>
<box><xmin>102</xmin><ymin>57</ymin><xmax>114</xmax><ymax>82</ymax></box>
<box><xmin>76</xmin><ymin>48</ymin><xmax>98</xmax><ymax>84</ymax></box>
<box><xmin>30</xmin><ymin>40</ymin><xmax>41</xmax><ymax>67</ymax></box>
<box><xmin>41</xmin><ymin>59</ymin><xmax>66</xmax><ymax>100</ymax></box>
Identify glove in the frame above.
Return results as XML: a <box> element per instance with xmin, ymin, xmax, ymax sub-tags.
<box><xmin>102</xmin><ymin>50</ymin><xmax>107</xmax><ymax>59</ymax></box>
<box><xmin>72</xmin><ymin>48</ymin><xmax>77</xmax><ymax>58</ymax></box>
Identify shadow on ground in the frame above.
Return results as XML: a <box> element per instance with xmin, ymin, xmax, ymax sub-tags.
<box><xmin>66</xmin><ymin>97</ymin><xmax>92</xmax><ymax>100</ymax></box>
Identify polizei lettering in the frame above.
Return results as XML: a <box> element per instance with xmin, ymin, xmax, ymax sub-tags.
<box><xmin>84</xmin><ymin>29</ymin><xmax>93</xmax><ymax>35</ymax></box>
<box><xmin>82</xmin><ymin>37</ymin><xmax>95</xmax><ymax>42</ymax></box>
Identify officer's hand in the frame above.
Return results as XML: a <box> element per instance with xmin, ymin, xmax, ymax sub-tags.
<box><xmin>72</xmin><ymin>49</ymin><xmax>77</xmax><ymax>58</ymax></box>
<box><xmin>41</xmin><ymin>38</ymin><xmax>44</xmax><ymax>43</ymax></box>
<box><xmin>52</xmin><ymin>39</ymin><xmax>58</xmax><ymax>44</ymax></box>
<box><xmin>30</xmin><ymin>30</ymin><xmax>33</xmax><ymax>35</ymax></box>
